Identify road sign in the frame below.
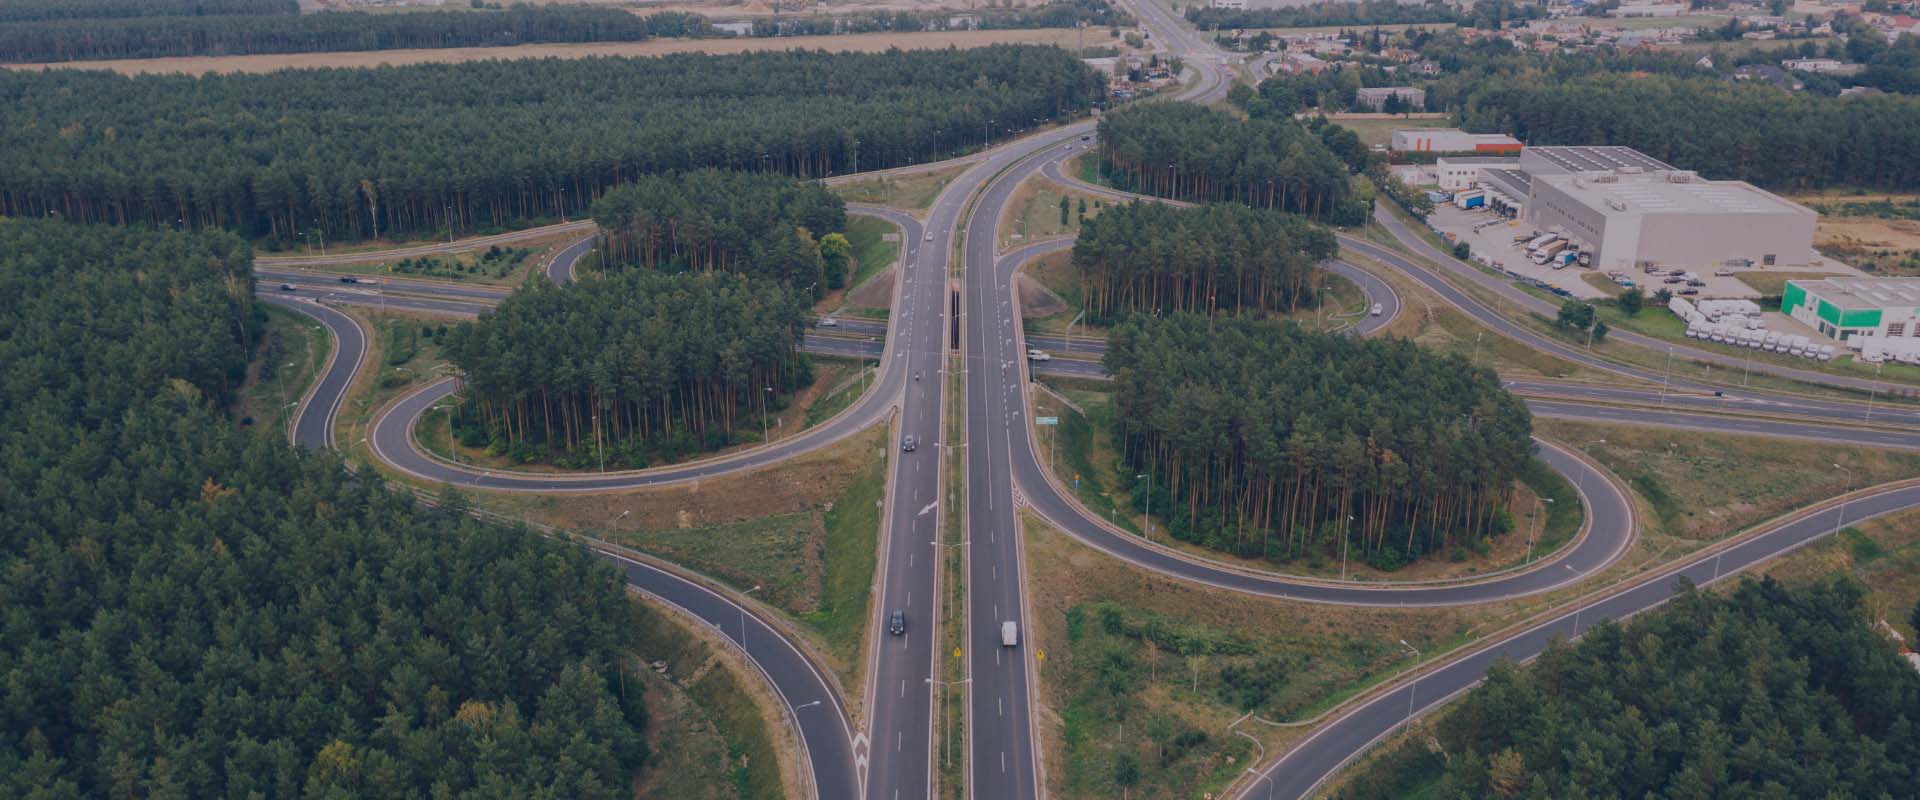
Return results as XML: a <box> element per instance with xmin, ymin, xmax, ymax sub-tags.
<box><xmin>1036</xmin><ymin>416</ymin><xmax>1059</xmax><ymax>425</ymax></box>
<box><xmin>953</xmin><ymin>648</ymin><xmax>963</xmax><ymax>659</ymax></box>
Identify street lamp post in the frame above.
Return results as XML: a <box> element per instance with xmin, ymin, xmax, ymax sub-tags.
<box><xmin>925</xmin><ymin>677</ymin><xmax>972</xmax><ymax>768</ymax></box>
<box><xmin>593</xmin><ymin>411</ymin><xmax>605</xmax><ymax>473</ymax></box>
<box><xmin>1340</xmin><ymin>513</ymin><xmax>1355</xmax><ymax>580</ymax></box>
<box><xmin>1398</xmin><ymin>640</ymin><xmax>1421</xmax><ymax>734</ymax></box>
<box><xmin>740</xmin><ymin>584</ymin><xmax>762</xmax><ymax>647</ymax></box>
<box><xmin>1659</xmin><ymin>346</ymin><xmax>1675</xmax><ymax>406</ymax></box>
<box><xmin>1136</xmin><ymin>470</ymin><xmax>1153</xmax><ymax>537</ymax></box>
<box><xmin>1867</xmin><ymin>363</ymin><xmax>1882</xmax><ymax>424</ymax></box>
<box><xmin>1833</xmin><ymin>462</ymin><xmax>1855</xmax><ymax>538</ymax></box>
<box><xmin>762</xmin><ymin>386</ymin><xmax>773</xmax><ymax>444</ymax></box>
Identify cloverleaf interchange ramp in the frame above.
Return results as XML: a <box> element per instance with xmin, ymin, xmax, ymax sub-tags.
<box><xmin>254</xmin><ymin>14</ymin><xmax>1920</xmax><ymax>798</ymax></box>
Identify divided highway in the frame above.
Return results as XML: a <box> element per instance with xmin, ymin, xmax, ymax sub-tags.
<box><xmin>253</xmin><ymin>14</ymin><xmax>1920</xmax><ymax>794</ymax></box>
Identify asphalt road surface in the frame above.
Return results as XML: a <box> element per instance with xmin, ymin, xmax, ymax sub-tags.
<box><xmin>260</xmin><ymin>290</ymin><xmax>860</xmax><ymax>800</ymax></box>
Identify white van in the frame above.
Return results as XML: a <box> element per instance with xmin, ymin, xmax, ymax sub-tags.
<box><xmin>1001</xmin><ymin>621</ymin><xmax>1019</xmax><ymax>647</ymax></box>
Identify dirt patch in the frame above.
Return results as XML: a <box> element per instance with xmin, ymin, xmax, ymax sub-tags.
<box><xmin>6</xmin><ymin>28</ymin><xmax>1100</xmax><ymax>75</ymax></box>
<box><xmin>1016</xmin><ymin>273</ymin><xmax>1068</xmax><ymax>318</ymax></box>
<box><xmin>847</xmin><ymin>265</ymin><xmax>896</xmax><ymax>308</ymax></box>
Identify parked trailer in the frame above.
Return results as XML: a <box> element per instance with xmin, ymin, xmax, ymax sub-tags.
<box><xmin>1524</xmin><ymin>234</ymin><xmax>1557</xmax><ymax>250</ymax></box>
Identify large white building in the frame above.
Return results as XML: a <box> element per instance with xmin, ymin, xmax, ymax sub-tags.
<box><xmin>1390</xmin><ymin>128</ymin><xmax>1523</xmax><ymax>154</ymax></box>
<box><xmin>1474</xmin><ymin>146</ymin><xmax>1817</xmax><ymax>272</ymax></box>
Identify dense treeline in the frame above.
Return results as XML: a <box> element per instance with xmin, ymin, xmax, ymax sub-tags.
<box><xmin>0</xmin><ymin>219</ymin><xmax>256</xmax><ymax>419</ymax></box>
<box><xmin>0</xmin><ymin>0</ymin><xmax>292</xmax><ymax>23</ymax></box>
<box><xmin>0</xmin><ymin>5</ymin><xmax>711</xmax><ymax>63</ymax></box>
<box><xmin>1070</xmin><ymin>202</ymin><xmax>1337</xmax><ymax>321</ymax></box>
<box><xmin>748</xmin><ymin>0</ymin><xmax>1131</xmax><ymax>36</ymax></box>
<box><xmin>1187</xmin><ymin>0</ymin><xmax>1459</xmax><ymax>31</ymax></box>
<box><xmin>0</xmin><ymin>219</ymin><xmax>652</xmax><ymax>797</ymax></box>
<box><xmin>590</xmin><ymin>170</ymin><xmax>845</xmax><ymax>295</ymax></box>
<box><xmin>0</xmin><ymin>46</ymin><xmax>1104</xmax><ymax>245</ymax></box>
<box><xmin>1344</xmin><ymin>577</ymin><xmax>1920</xmax><ymax>798</ymax></box>
<box><xmin>1188</xmin><ymin>0</ymin><xmax>1542</xmax><ymax>31</ymax></box>
<box><xmin>1096</xmin><ymin>103</ymin><xmax>1360</xmax><ymax>222</ymax></box>
<box><xmin>1457</xmin><ymin>72</ymin><xmax>1920</xmax><ymax>189</ymax></box>
<box><xmin>444</xmin><ymin>271</ymin><xmax>812</xmax><ymax>467</ymax></box>
<box><xmin>1106</xmin><ymin>315</ymin><xmax>1533</xmax><ymax>566</ymax></box>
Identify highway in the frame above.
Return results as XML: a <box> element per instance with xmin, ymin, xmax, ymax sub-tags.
<box><xmin>249</xmin><ymin>14</ymin><xmax>1920</xmax><ymax>794</ymax></box>
<box><xmin>1065</xmin><ymin>4</ymin><xmax>1920</xmax><ymax>798</ymax></box>
<box><xmin>259</xmin><ymin>290</ymin><xmax>861</xmax><ymax>800</ymax></box>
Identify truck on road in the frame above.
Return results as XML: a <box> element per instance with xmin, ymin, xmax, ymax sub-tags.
<box><xmin>1026</xmin><ymin>349</ymin><xmax>1050</xmax><ymax>362</ymax></box>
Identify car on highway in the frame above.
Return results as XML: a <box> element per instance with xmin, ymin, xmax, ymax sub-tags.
<box><xmin>925</xmin><ymin>231</ymin><xmax>934</xmax><ymax>242</ymax></box>
<box><xmin>339</xmin><ymin>276</ymin><xmax>358</xmax><ymax>283</ymax></box>
<box><xmin>901</xmin><ymin>434</ymin><xmax>917</xmax><ymax>452</ymax></box>
<box><xmin>1370</xmin><ymin>302</ymin><xmax>1384</xmax><ymax>316</ymax></box>
<box><xmin>1026</xmin><ymin>349</ymin><xmax>1050</xmax><ymax>361</ymax></box>
<box><xmin>889</xmin><ymin>610</ymin><xmax>906</xmax><ymax>636</ymax></box>
<box><xmin>817</xmin><ymin>317</ymin><xmax>838</xmax><ymax>328</ymax></box>
<box><xmin>1001</xmin><ymin>621</ymin><xmax>1019</xmax><ymax>647</ymax></box>
<box><xmin>279</xmin><ymin>283</ymin><xmax>297</xmax><ymax>291</ymax></box>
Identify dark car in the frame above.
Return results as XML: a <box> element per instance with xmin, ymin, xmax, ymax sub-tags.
<box><xmin>339</xmin><ymin>276</ymin><xmax>357</xmax><ymax>283</ymax></box>
<box><xmin>279</xmin><ymin>283</ymin><xmax>297</xmax><ymax>291</ymax></box>
<box><xmin>902</xmin><ymin>434</ymin><xmax>917</xmax><ymax>452</ymax></box>
<box><xmin>888</xmin><ymin>610</ymin><xmax>906</xmax><ymax>636</ymax></box>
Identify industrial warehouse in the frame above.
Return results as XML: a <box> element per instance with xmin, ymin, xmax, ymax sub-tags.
<box><xmin>1415</xmin><ymin>144</ymin><xmax>1819</xmax><ymax>273</ymax></box>
<box><xmin>1784</xmin><ymin>278</ymin><xmax>1920</xmax><ymax>342</ymax></box>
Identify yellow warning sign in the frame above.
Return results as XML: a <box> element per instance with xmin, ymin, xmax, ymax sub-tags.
<box><xmin>953</xmin><ymin>648</ymin><xmax>963</xmax><ymax>659</ymax></box>
<box><xmin>1035</xmin><ymin>650</ymin><xmax>1046</xmax><ymax>663</ymax></box>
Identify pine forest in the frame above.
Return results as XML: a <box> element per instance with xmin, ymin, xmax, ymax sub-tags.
<box><xmin>443</xmin><ymin>271</ymin><xmax>813</xmax><ymax>467</ymax></box>
<box><xmin>1105</xmin><ymin>314</ymin><xmax>1535</xmax><ymax>567</ymax></box>
<box><xmin>0</xmin><ymin>46</ymin><xmax>1105</xmax><ymax>245</ymax></box>
<box><xmin>1069</xmin><ymin>201</ymin><xmax>1338</xmax><ymax>321</ymax></box>
<box><xmin>589</xmin><ymin>169</ymin><xmax>847</xmax><ymax>295</ymax></box>
<box><xmin>0</xmin><ymin>5</ymin><xmax>710</xmax><ymax>63</ymax></box>
<box><xmin>1094</xmin><ymin>102</ymin><xmax>1363</xmax><ymax>222</ymax></box>
<box><xmin>0</xmin><ymin>219</ymin><xmax>653</xmax><ymax>798</ymax></box>
<box><xmin>1345</xmin><ymin>578</ymin><xmax>1920</xmax><ymax>798</ymax></box>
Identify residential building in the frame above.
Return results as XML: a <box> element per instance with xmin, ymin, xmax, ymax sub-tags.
<box><xmin>1354</xmin><ymin>86</ymin><xmax>1426</xmax><ymax>111</ymax></box>
<box><xmin>1609</xmin><ymin>2</ymin><xmax>1686</xmax><ymax>16</ymax></box>
<box><xmin>1782</xmin><ymin>57</ymin><xmax>1864</xmax><ymax>75</ymax></box>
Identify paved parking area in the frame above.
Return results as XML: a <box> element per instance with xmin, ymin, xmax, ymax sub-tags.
<box><xmin>1425</xmin><ymin>205</ymin><xmax>1862</xmax><ymax>301</ymax></box>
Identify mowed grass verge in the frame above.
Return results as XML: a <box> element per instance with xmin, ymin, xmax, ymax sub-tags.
<box><xmin>846</xmin><ymin>214</ymin><xmax>901</xmax><ymax>291</ymax></box>
<box><xmin>631</xmin><ymin>595</ymin><xmax>791</xmax><ymax>800</ymax></box>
